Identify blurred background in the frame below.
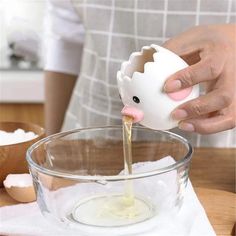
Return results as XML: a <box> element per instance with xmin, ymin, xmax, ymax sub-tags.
<box><xmin>0</xmin><ymin>0</ymin><xmax>46</xmax><ymax>127</ymax></box>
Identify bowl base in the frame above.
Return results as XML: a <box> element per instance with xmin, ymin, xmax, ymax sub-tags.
<box><xmin>68</xmin><ymin>194</ymin><xmax>154</xmax><ymax>227</ymax></box>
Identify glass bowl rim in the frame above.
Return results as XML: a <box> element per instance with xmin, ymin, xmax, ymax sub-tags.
<box><xmin>26</xmin><ymin>126</ymin><xmax>193</xmax><ymax>181</ymax></box>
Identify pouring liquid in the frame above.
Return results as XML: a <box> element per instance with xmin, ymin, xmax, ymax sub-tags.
<box><xmin>69</xmin><ymin>117</ymin><xmax>154</xmax><ymax>227</ymax></box>
<box><xmin>122</xmin><ymin>116</ymin><xmax>135</xmax><ymax>208</ymax></box>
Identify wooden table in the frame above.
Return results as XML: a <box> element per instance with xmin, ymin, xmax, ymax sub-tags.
<box><xmin>189</xmin><ymin>148</ymin><xmax>236</xmax><ymax>236</ymax></box>
<box><xmin>0</xmin><ymin>147</ymin><xmax>235</xmax><ymax>235</ymax></box>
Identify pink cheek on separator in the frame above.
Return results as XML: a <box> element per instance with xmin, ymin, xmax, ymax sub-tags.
<box><xmin>167</xmin><ymin>87</ymin><xmax>193</xmax><ymax>101</ymax></box>
<box><xmin>121</xmin><ymin>106</ymin><xmax>144</xmax><ymax>123</ymax></box>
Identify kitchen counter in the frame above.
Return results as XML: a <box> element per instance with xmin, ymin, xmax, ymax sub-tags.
<box><xmin>189</xmin><ymin>148</ymin><xmax>235</xmax><ymax>235</ymax></box>
<box><xmin>0</xmin><ymin>69</ymin><xmax>44</xmax><ymax>102</ymax></box>
<box><xmin>0</xmin><ymin>147</ymin><xmax>235</xmax><ymax>235</ymax></box>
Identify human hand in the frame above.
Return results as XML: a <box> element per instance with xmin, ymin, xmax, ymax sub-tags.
<box><xmin>163</xmin><ymin>24</ymin><xmax>236</xmax><ymax>134</ymax></box>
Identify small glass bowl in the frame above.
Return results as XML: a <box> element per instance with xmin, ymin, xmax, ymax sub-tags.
<box><xmin>27</xmin><ymin>126</ymin><xmax>193</xmax><ymax>235</ymax></box>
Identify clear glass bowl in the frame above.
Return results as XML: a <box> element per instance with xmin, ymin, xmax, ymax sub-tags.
<box><xmin>27</xmin><ymin>126</ymin><xmax>193</xmax><ymax>235</ymax></box>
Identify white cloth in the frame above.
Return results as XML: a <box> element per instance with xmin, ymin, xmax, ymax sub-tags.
<box><xmin>0</xmin><ymin>157</ymin><xmax>216</xmax><ymax>236</ymax></box>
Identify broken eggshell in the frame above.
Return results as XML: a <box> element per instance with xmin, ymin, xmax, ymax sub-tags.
<box><xmin>3</xmin><ymin>173</ymin><xmax>36</xmax><ymax>203</ymax></box>
<box><xmin>117</xmin><ymin>44</ymin><xmax>199</xmax><ymax>130</ymax></box>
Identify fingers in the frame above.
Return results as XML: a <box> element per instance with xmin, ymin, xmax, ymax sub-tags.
<box><xmin>163</xmin><ymin>38</ymin><xmax>203</xmax><ymax>65</ymax></box>
<box><xmin>176</xmin><ymin>100</ymin><xmax>236</xmax><ymax>134</ymax></box>
<box><xmin>162</xmin><ymin>26</ymin><xmax>204</xmax><ymax>55</ymax></box>
<box><xmin>171</xmin><ymin>89</ymin><xmax>233</xmax><ymax>120</ymax></box>
<box><xmin>178</xmin><ymin>114</ymin><xmax>235</xmax><ymax>134</ymax></box>
<box><xmin>164</xmin><ymin>57</ymin><xmax>224</xmax><ymax>93</ymax></box>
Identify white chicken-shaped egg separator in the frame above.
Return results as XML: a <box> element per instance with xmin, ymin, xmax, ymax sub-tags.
<box><xmin>117</xmin><ymin>44</ymin><xmax>199</xmax><ymax>130</ymax></box>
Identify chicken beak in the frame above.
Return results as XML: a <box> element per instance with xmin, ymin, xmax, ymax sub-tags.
<box><xmin>121</xmin><ymin>106</ymin><xmax>144</xmax><ymax>123</ymax></box>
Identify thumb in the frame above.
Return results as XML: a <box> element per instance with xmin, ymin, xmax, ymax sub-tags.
<box><xmin>163</xmin><ymin>56</ymin><xmax>222</xmax><ymax>93</ymax></box>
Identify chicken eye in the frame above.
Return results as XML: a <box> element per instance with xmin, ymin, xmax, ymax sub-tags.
<box><xmin>133</xmin><ymin>96</ymin><xmax>140</xmax><ymax>104</ymax></box>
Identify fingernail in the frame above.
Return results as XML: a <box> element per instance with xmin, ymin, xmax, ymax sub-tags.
<box><xmin>172</xmin><ymin>109</ymin><xmax>188</xmax><ymax>120</ymax></box>
<box><xmin>179</xmin><ymin>122</ymin><xmax>195</xmax><ymax>132</ymax></box>
<box><xmin>164</xmin><ymin>80</ymin><xmax>181</xmax><ymax>92</ymax></box>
